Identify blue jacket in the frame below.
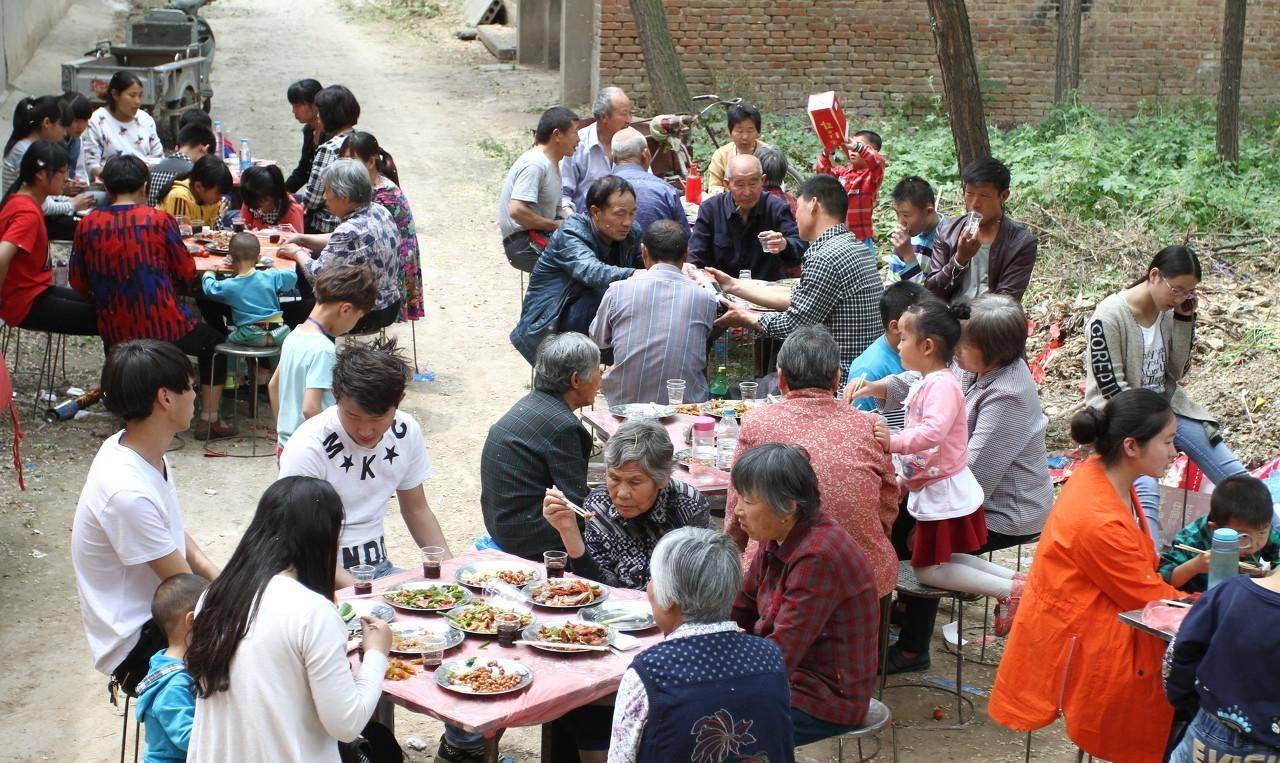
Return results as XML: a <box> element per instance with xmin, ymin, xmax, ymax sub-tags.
<box><xmin>509</xmin><ymin>212</ymin><xmax>640</xmax><ymax>363</ymax></box>
<box><xmin>200</xmin><ymin>268</ymin><xmax>298</xmax><ymax>326</ymax></box>
<box><xmin>134</xmin><ymin>651</ymin><xmax>194</xmax><ymax>763</ymax></box>
<box><xmin>610</xmin><ymin>163</ymin><xmax>685</xmax><ymax>236</ymax></box>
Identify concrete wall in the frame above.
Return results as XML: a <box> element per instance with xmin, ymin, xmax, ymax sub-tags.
<box><xmin>2</xmin><ymin>0</ymin><xmax>78</xmax><ymax>91</ymax></box>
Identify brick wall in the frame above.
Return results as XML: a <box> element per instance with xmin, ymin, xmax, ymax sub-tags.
<box><xmin>595</xmin><ymin>0</ymin><xmax>1280</xmax><ymax>124</ymax></box>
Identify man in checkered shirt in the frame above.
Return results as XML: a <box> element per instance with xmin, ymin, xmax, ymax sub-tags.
<box><xmin>713</xmin><ymin>174</ymin><xmax>885</xmax><ymax>379</ymax></box>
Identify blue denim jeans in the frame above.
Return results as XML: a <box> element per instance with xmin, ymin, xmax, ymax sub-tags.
<box><xmin>372</xmin><ymin>559</ymin><xmax>402</xmax><ymax>579</ymax></box>
<box><xmin>1134</xmin><ymin>415</ymin><xmax>1248</xmax><ymax>547</ymax></box>
<box><xmin>1170</xmin><ymin>710</ymin><xmax>1280</xmax><ymax>763</ymax></box>
<box><xmin>792</xmin><ymin>707</ymin><xmax>858</xmax><ymax>746</ymax></box>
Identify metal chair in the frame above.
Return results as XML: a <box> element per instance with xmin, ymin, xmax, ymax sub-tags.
<box><xmin>836</xmin><ymin>698</ymin><xmax>896</xmax><ymax>762</ymax></box>
<box><xmin>947</xmin><ymin>535</ymin><xmax>1040</xmax><ymax>668</ymax></box>
<box><xmin>116</xmin><ymin>694</ymin><xmax>141</xmax><ymax>763</ymax></box>
<box><xmin>203</xmin><ymin>343</ymin><xmax>280</xmax><ymax>457</ymax></box>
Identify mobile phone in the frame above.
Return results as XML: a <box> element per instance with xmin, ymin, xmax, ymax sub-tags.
<box><xmin>1179</xmin><ymin>294</ymin><xmax>1196</xmax><ymax>312</ymax></box>
<box><xmin>708</xmin><ymin>279</ymin><xmax>726</xmax><ymax>297</ymax></box>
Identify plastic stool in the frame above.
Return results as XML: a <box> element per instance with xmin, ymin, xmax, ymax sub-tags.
<box><xmin>204</xmin><ymin>343</ymin><xmax>280</xmax><ymax>457</ymax></box>
<box><xmin>836</xmin><ymin>698</ymin><xmax>896</xmax><ymax>762</ymax></box>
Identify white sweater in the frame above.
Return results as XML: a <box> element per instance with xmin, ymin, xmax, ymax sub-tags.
<box><xmin>188</xmin><ymin>575</ymin><xmax>388</xmax><ymax>762</ymax></box>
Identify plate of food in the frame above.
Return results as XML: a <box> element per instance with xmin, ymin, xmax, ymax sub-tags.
<box><xmin>673</xmin><ymin>403</ymin><xmax>705</xmax><ymax>416</ymax></box>
<box><xmin>607</xmin><ymin>403</ymin><xmax>676</xmax><ymax>420</ymax></box>
<box><xmin>520</xmin><ymin>621</ymin><xmax>615</xmax><ymax>652</ymax></box>
<box><xmin>444</xmin><ymin>603</ymin><xmax>535</xmax><ymax>635</ymax></box>
<box><xmin>388</xmin><ymin>621</ymin><xmax>464</xmax><ymax>655</ymax></box>
<box><xmin>382</xmin><ymin>582</ymin><xmax>473</xmax><ymax>612</ymax></box>
<box><xmin>339</xmin><ymin>599</ymin><xmax>395</xmax><ymax>634</ymax></box>
<box><xmin>194</xmin><ymin>230</ymin><xmax>233</xmax><ymax>254</ymax></box>
<box><xmin>673</xmin><ymin>448</ymin><xmax>730</xmax><ymax>473</ymax></box>
<box><xmin>436</xmin><ymin>657</ymin><xmax>532</xmax><ymax>696</ymax></box>
<box><xmin>454</xmin><ymin>561</ymin><xmax>543</xmax><ymax>589</ymax></box>
<box><xmin>700</xmin><ymin>399</ymin><xmax>759</xmax><ymax>418</ymax></box>
<box><xmin>523</xmin><ymin>577</ymin><xmax>609</xmax><ymax>608</ymax></box>
<box><xmin>579</xmin><ymin>601</ymin><xmax>659</xmax><ymax>632</ymax></box>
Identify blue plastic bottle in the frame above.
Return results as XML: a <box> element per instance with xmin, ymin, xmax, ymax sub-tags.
<box><xmin>1207</xmin><ymin>527</ymin><xmax>1240</xmax><ymax>589</ymax></box>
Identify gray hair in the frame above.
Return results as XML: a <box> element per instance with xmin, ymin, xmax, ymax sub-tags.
<box><xmin>610</xmin><ymin>127</ymin><xmax>648</xmax><ymax>163</ymax></box>
<box><xmin>603</xmin><ymin>418</ymin><xmax>675</xmax><ymax>485</ymax></box>
<box><xmin>533</xmin><ymin>332</ymin><xmax>599</xmax><ymax>395</ymax></box>
<box><xmin>592</xmin><ymin>86</ymin><xmax>625</xmax><ymax>120</ymax></box>
<box><xmin>755</xmin><ymin>145</ymin><xmax>788</xmax><ymax>190</ymax></box>
<box><xmin>964</xmin><ymin>293</ymin><xmax>1028</xmax><ymax>369</ymax></box>
<box><xmin>725</xmin><ymin>153</ymin><xmax>762</xmax><ymax>181</ymax></box>
<box><xmin>729</xmin><ymin>443</ymin><xmax>821</xmax><ymax>523</ymax></box>
<box><xmin>649</xmin><ymin>527</ymin><xmax>742</xmax><ymax>623</ymax></box>
<box><xmin>321</xmin><ymin>158</ymin><xmax>372</xmax><ymax>205</ymax></box>
<box><xmin>777</xmin><ymin>325</ymin><xmax>840</xmax><ymax>391</ymax></box>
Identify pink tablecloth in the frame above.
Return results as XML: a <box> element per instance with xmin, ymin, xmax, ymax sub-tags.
<box><xmin>343</xmin><ymin>549</ymin><xmax>663</xmax><ymax>736</ymax></box>
<box><xmin>581</xmin><ymin>410</ymin><xmax>731</xmax><ymax>494</ymax></box>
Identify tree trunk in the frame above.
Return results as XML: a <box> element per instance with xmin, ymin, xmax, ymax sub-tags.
<box><xmin>1216</xmin><ymin>0</ymin><xmax>1247</xmax><ymax>164</ymax></box>
<box><xmin>628</xmin><ymin>0</ymin><xmax>694</xmax><ymax>114</ymax></box>
<box><xmin>926</xmin><ymin>0</ymin><xmax>991</xmax><ymax>175</ymax></box>
<box><xmin>1054</xmin><ymin>0</ymin><xmax>1083</xmax><ymax>104</ymax></box>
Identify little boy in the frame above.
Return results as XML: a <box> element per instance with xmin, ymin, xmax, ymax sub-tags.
<box><xmin>160</xmin><ymin>154</ymin><xmax>232</xmax><ymax>230</ymax></box>
<box><xmin>814</xmin><ymin>129</ymin><xmax>885</xmax><ymax>254</ymax></box>
<box><xmin>135</xmin><ymin>573</ymin><xmax>209</xmax><ymax>763</ymax></box>
<box><xmin>1160</xmin><ymin>474</ymin><xmax>1280</xmax><ymax>593</ymax></box>
<box><xmin>268</xmin><ymin>263</ymin><xmax>376</xmax><ymax>448</ymax></box>
<box><xmin>888</xmin><ymin>176</ymin><xmax>945</xmax><ymax>284</ymax></box>
<box><xmin>841</xmin><ymin>281</ymin><xmax>927</xmax><ymax>430</ymax></box>
<box><xmin>201</xmin><ymin>233</ymin><xmax>297</xmax><ymax>348</ymax></box>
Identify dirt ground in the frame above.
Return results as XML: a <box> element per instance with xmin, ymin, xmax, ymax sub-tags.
<box><xmin>0</xmin><ymin>1</ymin><xmax>1081</xmax><ymax>760</ymax></box>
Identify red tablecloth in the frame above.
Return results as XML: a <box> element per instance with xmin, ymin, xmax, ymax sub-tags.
<box><xmin>188</xmin><ymin>237</ymin><xmax>297</xmax><ymax>274</ymax></box>
<box><xmin>580</xmin><ymin>410</ymin><xmax>731</xmax><ymax>494</ymax></box>
<box><xmin>342</xmin><ymin>549</ymin><xmax>663</xmax><ymax>737</ymax></box>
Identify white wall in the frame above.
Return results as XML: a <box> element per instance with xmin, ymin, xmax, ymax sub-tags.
<box><xmin>1</xmin><ymin>0</ymin><xmax>79</xmax><ymax>90</ymax></box>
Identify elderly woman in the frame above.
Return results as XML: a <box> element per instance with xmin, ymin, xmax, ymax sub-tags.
<box><xmin>726</xmin><ymin>326</ymin><xmax>899</xmax><ymax>600</ymax></box>
<box><xmin>609</xmin><ymin>527</ymin><xmax>794</xmax><ymax>762</ymax></box>
<box><xmin>731</xmin><ymin>443</ymin><xmax>881</xmax><ymax>745</ymax></box>
<box><xmin>543</xmin><ymin>418</ymin><xmax>711</xmax><ymax>589</ymax></box>
<box><xmin>278</xmin><ymin>158</ymin><xmax>401</xmax><ymax>334</ymax></box>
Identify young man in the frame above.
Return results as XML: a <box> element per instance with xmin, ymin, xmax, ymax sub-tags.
<box><xmin>927</xmin><ymin>156</ymin><xmax>1039</xmax><ymax>305</ymax></box>
<box><xmin>145</xmin><ymin>123</ymin><xmax>216</xmax><ymax>207</ymax></box>
<box><xmin>706</xmin><ymin>102</ymin><xmax>769</xmax><ymax>194</ymax></box>
<box><xmin>160</xmin><ymin>153</ymin><xmax>232</xmax><ymax>230</ymax></box>
<box><xmin>277</xmin><ymin>338</ymin><xmax>450</xmax><ymax>583</ymax></box>
<box><xmin>815</xmin><ymin>129</ymin><xmax>886</xmax><ymax>253</ymax></box>
<box><xmin>888</xmin><ymin>175</ymin><xmax>945</xmax><ymax>284</ymax></box>
<box><xmin>268</xmin><ymin>263</ymin><xmax>376</xmax><ymax>448</ymax></box>
<box><xmin>497</xmin><ymin>105</ymin><xmax>580</xmax><ymax>272</ymax></box>
<box><xmin>72</xmin><ymin>340</ymin><xmax>220</xmax><ymax>697</ymax></box>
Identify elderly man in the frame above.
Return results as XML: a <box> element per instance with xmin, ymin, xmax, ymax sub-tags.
<box><xmin>687</xmin><ymin>153</ymin><xmax>805</xmax><ymax>282</ymax></box>
<box><xmin>510</xmin><ymin>175</ymin><xmax>641</xmax><ymax>364</ymax></box>
<box><xmin>590</xmin><ymin>220</ymin><xmax>717</xmax><ymax>406</ymax></box>
<box><xmin>713</xmin><ymin>174</ymin><xmax>884</xmax><ymax>375</ymax></box>
<box><xmin>497</xmin><ymin>106</ymin><xmax>580</xmax><ymax>272</ymax></box>
<box><xmin>561</xmin><ymin>86</ymin><xmax>632</xmax><ymax>213</ymax></box>
<box><xmin>481</xmin><ymin>332</ymin><xmax>598</xmax><ymax>561</ymax></box>
<box><xmin>608</xmin><ymin>128</ymin><xmax>684</xmax><ymax>235</ymax></box>
<box><xmin>278</xmin><ymin>158</ymin><xmax>402</xmax><ymax>334</ymax></box>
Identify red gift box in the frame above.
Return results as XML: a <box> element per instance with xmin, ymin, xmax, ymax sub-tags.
<box><xmin>807</xmin><ymin>91</ymin><xmax>847</xmax><ymax>153</ymax></box>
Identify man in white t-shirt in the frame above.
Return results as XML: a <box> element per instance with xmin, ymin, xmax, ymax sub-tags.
<box><xmin>278</xmin><ymin>338</ymin><xmax>450</xmax><ymax>585</ymax></box>
<box><xmin>498</xmin><ymin>105</ymin><xmax>580</xmax><ymax>273</ymax></box>
<box><xmin>72</xmin><ymin>340</ymin><xmax>220</xmax><ymax>696</ymax></box>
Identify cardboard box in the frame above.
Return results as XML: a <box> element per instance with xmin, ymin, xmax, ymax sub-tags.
<box><xmin>807</xmin><ymin>91</ymin><xmax>847</xmax><ymax>153</ymax></box>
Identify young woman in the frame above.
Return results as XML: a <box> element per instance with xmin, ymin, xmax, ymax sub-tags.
<box><xmin>284</xmin><ymin>78</ymin><xmax>324</xmax><ymax>194</ymax></box>
<box><xmin>186</xmin><ymin>477</ymin><xmax>391</xmax><ymax>762</ymax></box>
<box><xmin>2</xmin><ymin>95</ymin><xmax>95</xmax><ymax>234</ymax></box>
<box><xmin>340</xmin><ymin>131</ymin><xmax>423</xmax><ymax>321</ymax></box>
<box><xmin>239</xmin><ymin>164</ymin><xmax>304</xmax><ymax>233</ymax></box>
<box><xmin>0</xmin><ymin>141</ymin><xmax>97</xmax><ymax>335</ymax></box>
<box><xmin>1084</xmin><ymin>245</ymin><xmax>1248</xmax><ymax>545</ymax></box>
<box><xmin>81</xmin><ymin>71</ymin><xmax>164</xmax><ymax>179</ymax></box>
<box><xmin>58</xmin><ymin>91</ymin><xmax>94</xmax><ymax>187</ymax></box>
<box><xmin>989</xmin><ymin>388</ymin><xmax>1183</xmax><ymax>763</ymax></box>
<box><xmin>297</xmin><ymin>85</ymin><xmax>359</xmax><ymax>234</ymax></box>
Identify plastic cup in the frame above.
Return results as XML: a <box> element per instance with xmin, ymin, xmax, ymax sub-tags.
<box><xmin>495</xmin><ymin>612</ymin><xmax>521</xmax><ymax>648</ymax></box>
<box><xmin>351</xmin><ymin>564</ymin><xmax>376</xmax><ymax>595</ymax></box>
<box><xmin>420</xmin><ymin>635</ymin><xmax>445</xmax><ymax>668</ymax></box>
<box><xmin>421</xmin><ymin>546</ymin><xmax>444</xmax><ymax>579</ymax></box>
<box><xmin>666</xmin><ymin>379</ymin><xmax>686</xmax><ymax>406</ymax></box>
<box><xmin>757</xmin><ymin>232</ymin><xmax>770</xmax><ymax>253</ymax></box>
<box><xmin>176</xmin><ymin>215</ymin><xmax>192</xmax><ymax>238</ymax></box>
<box><xmin>739</xmin><ymin>382</ymin><xmax>758</xmax><ymax>402</ymax></box>
<box><xmin>738</xmin><ymin>269</ymin><xmax>753</xmax><ymax>282</ymax></box>
<box><xmin>544</xmin><ymin>550</ymin><xmax>568</xmax><ymax>581</ymax></box>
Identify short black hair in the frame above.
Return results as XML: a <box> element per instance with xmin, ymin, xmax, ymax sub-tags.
<box><xmin>239</xmin><ymin>164</ymin><xmax>292</xmax><ymax>218</ymax></box>
<box><xmin>961</xmin><ymin>156</ymin><xmax>1011</xmax><ymax>194</ymax></box>
<box><xmin>904</xmin><ymin>299</ymin><xmax>970</xmax><ymax>362</ymax></box>
<box><xmin>315</xmin><ymin>85</ymin><xmax>360</xmax><ymax>132</ymax></box>
<box><xmin>891</xmin><ymin>175</ymin><xmax>935</xmax><ymax>209</ymax></box>
<box><xmin>60</xmin><ymin>91</ymin><xmax>93</xmax><ymax>121</ymax></box>
<box><xmin>314</xmin><ymin>264</ymin><xmax>378</xmax><ymax>312</ymax></box>
<box><xmin>177</xmin><ymin>123</ymin><xmax>216</xmax><ymax>152</ymax></box>
<box><xmin>730</xmin><ymin>443</ymin><xmax>821</xmax><ymax>524</ymax></box>
<box><xmin>179</xmin><ymin>109</ymin><xmax>213</xmax><ymax>130</ymax></box>
<box><xmin>853</xmin><ymin>130</ymin><xmax>882</xmax><ymax>151</ymax></box>
<box><xmin>879</xmin><ymin>281</ymin><xmax>928</xmax><ymax>329</ymax></box>
<box><xmin>100</xmin><ymin>154</ymin><xmax>149</xmax><ymax>195</ymax></box>
<box><xmin>642</xmin><ymin>219</ymin><xmax>688</xmax><ymax>263</ymax></box>
<box><xmin>188</xmin><ymin>154</ymin><xmax>232</xmax><ymax>194</ymax></box>
<box><xmin>585</xmin><ymin>175</ymin><xmax>635</xmax><ymax>213</ymax></box>
<box><xmin>535</xmin><ymin>106</ymin><xmax>579</xmax><ymax>144</ymax></box>
<box><xmin>331</xmin><ymin>337</ymin><xmax>410</xmax><ymax>415</ymax></box>
<box><xmin>287</xmin><ymin>78</ymin><xmax>323</xmax><ymax>105</ymax></box>
<box><xmin>797</xmin><ymin>174</ymin><xmax>848</xmax><ymax>222</ymax></box>
<box><xmin>101</xmin><ymin>340</ymin><xmax>195</xmax><ymax>421</ymax></box>
<box><xmin>726</xmin><ymin>102</ymin><xmax>762</xmax><ymax>132</ymax></box>
<box><xmin>755</xmin><ymin>145</ymin><xmax>788</xmax><ymax>191</ymax></box>
<box><xmin>152</xmin><ymin>573</ymin><xmax>209</xmax><ymax>638</ymax></box>
<box><xmin>1209</xmin><ymin>474</ymin><xmax>1275</xmax><ymax>528</ymax></box>
<box><xmin>229</xmin><ymin>232</ymin><xmax>260</xmax><ymax>265</ymax></box>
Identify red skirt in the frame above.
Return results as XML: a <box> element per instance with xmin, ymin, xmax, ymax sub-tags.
<box><xmin>911</xmin><ymin>510</ymin><xmax>989</xmax><ymax>568</ymax></box>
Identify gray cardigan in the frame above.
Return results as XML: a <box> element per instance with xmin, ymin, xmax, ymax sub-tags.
<box><xmin>1083</xmin><ymin>291</ymin><xmax>1218</xmax><ymax>440</ymax></box>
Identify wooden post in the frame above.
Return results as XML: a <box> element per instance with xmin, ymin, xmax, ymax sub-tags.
<box><xmin>1216</xmin><ymin>0</ymin><xmax>1247</xmax><ymax>164</ymax></box>
<box><xmin>1054</xmin><ymin>0</ymin><xmax>1083</xmax><ymax>104</ymax></box>
<box><xmin>627</xmin><ymin>0</ymin><xmax>694</xmax><ymax>114</ymax></box>
<box><xmin>926</xmin><ymin>0</ymin><xmax>991</xmax><ymax>174</ymax></box>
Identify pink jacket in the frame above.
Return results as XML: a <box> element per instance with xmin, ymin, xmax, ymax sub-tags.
<box><xmin>889</xmin><ymin>370</ymin><xmax>970</xmax><ymax>492</ymax></box>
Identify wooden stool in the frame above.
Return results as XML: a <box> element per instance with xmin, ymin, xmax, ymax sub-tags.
<box><xmin>836</xmin><ymin>698</ymin><xmax>897</xmax><ymax>762</ymax></box>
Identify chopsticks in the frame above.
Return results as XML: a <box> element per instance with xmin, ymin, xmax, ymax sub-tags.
<box><xmin>551</xmin><ymin>485</ymin><xmax>594</xmax><ymax>521</ymax></box>
<box><xmin>1159</xmin><ymin>599</ymin><xmax>1193</xmax><ymax>609</ymax></box>
<box><xmin>339</xmin><ymin>591</ymin><xmax>389</xmax><ymax>600</ymax></box>
<box><xmin>845</xmin><ymin>372</ymin><xmax>868</xmax><ymax>398</ymax></box>
<box><xmin>512</xmin><ymin>640</ymin><xmax>612</xmax><ymax>651</ymax></box>
<box><xmin>1174</xmin><ymin>543</ymin><xmax>1262</xmax><ymax>572</ymax></box>
<box><xmin>600</xmin><ymin>614</ymin><xmax>647</xmax><ymax>625</ymax></box>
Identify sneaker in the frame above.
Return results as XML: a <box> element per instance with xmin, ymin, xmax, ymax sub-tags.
<box><xmin>434</xmin><ymin>738</ymin><xmax>485</xmax><ymax>763</ymax></box>
<box><xmin>1012</xmin><ymin>570</ymin><xmax>1029</xmax><ymax>584</ymax></box>
<box><xmin>883</xmin><ymin>645</ymin><xmax>931</xmax><ymax>675</ymax></box>
<box><xmin>193</xmin><ymin>419</ymin><xmax>238</xmax><ymax>440</ymax></box>
<box><xmin>994</xmin><ymin>577</ymin><xmax>1027</xmax><ymax>637</ymax></box>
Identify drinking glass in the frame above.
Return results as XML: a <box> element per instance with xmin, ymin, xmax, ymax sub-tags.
<box><xmin>351</xmin><ymin>564</ymin><xmax>376</xmax><ymax>595</ymax></box>
<box><xmin>738</xmin><ymin>269</ymin><xmax>753</xmax><ymax>282</ymax></box>
<box><xmin>495</xmin><ymin>612</ymin><xmax>521</xmax><ymax>648</ymax></box>
<box><xmin>420</xmin><ymin>635</ymin><xmax>445</xmax><ymax>668</ymax></box>
<box><xmin>739</xmin><ymin>382</ymin><xmax>758</xmax><ymax>402</ymax></box>
<box><xmin>666</xmin><ymin>379</ymin><xmax>686</xmax><ymax>406</ymax></box>
<box><xmin>757</xmin><ymin>232</ymin><xmax>771</xmax><ymax>253</ymax></box>
<box><xmin>421</xmin><ymin>546</ymin><xmax>444</xmax><ymax>579</ymax></box>
<box><xmin>544</xmin><ymin>550</ymin><xmax>568</xmax><ymax>580</ymax></box>
<box><xmin>176</xmin><ymin>215</ymin><xmax>192</xmax><ymax>238</ymax></box>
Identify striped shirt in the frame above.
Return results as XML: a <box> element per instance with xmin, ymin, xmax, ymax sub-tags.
<box><xmin>590</xmin><ymin>263</ymin><xmax>719</xmax><ymax>405</ymax></box>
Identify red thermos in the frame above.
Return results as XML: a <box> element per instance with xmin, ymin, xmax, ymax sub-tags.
<box><xmin>685</xmin><ymin>162</ymin><xmax>702</xmax><ymax>204</ymax></box>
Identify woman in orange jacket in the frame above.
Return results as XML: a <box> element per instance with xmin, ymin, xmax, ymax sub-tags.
<box><xmin>989</xmin><ymin>389</ymin><xmax>1183</xmax><ymax>763</ymax></box>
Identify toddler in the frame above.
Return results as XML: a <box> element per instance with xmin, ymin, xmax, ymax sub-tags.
<box><xmin>200</xmin><ymin>232</ymin><xmax>297</xmax><ymax>348</ymax></box>
<box><xmin>135</xmin><ymin>573</ymin><xmax>209</xmax><ymax>763</ymax></box>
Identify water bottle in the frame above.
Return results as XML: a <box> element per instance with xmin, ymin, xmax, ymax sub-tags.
<box><xmin>690</xmin><ymin>416</ymin><xmax>717</xmax><ymax>479</ymax></box>
<box><xmin>238</xmin><ymin>138</ymin><xmax>252</xmax><ymax>172</ymax></box>
<box><xmin>715</xmin><ymin>407</ymin><xmax>739</xmax><ymax>470</ymax></box>
<box><xmin>1207</xmin><ymin>527</ymin><xmax>1241</xmax><ymax>589</ymax></box>
<box><xmin>213</xmin><ymin>120</ymin><xmax>223</xmax><ymax>157</ymax></box>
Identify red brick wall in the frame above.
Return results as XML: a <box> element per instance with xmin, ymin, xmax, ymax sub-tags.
<box><xmin>596</xmin><ymin>0</ymin><xmax>1280</xmax><ymax>124</ymax></box>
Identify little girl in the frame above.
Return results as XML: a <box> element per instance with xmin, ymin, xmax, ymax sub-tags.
<box><xmin>860</xmin><ymin>299</ymin><xmax>1025</xmax><ymax>634</ymax></box>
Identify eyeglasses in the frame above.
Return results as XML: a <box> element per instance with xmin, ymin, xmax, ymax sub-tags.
<box><xmin>1159</xmin><ymin>274</ymin><xmax>1196</xmax><ymax>298</ymax></box>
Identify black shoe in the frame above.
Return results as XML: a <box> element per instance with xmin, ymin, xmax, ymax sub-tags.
<box><xmin>884</xmin><ymin>645</ymin><xmax>930</xmax><ymax>675</ymax></box>
<box><xmin>435</xmin><ymin>737</ymin><xmax>485</xmax><ymax>763</ymax></box>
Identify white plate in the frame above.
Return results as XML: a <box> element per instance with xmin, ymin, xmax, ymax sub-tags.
<box><xmin>608</xmin><ymin>403</ymin><xmax>676</xmax><ymax>420</ymax></box>
<box><xmin>381</xmin><ymin>582</ymin><xmax>473</xmax><ymax>612</ymax></box>
<box><xmin>520</xmin><ymin>621</ymin><xmax>616</xmax><ymax>652</ymax></box>
<box><xmin>388</xmin><ymin>621</ymin><xmax>464</xmax><ymax>655</ymax></box>
<box><xmin>579</xmin><ymin>601</ymin><xmax>658</xmax><ymax>632</ymax></box>
<box><xmin>436</xmin><ymin>656</ymin><xmax>533</xmax><ymax>696</ymax></box>
<box><xmin>522</xmin><ymin>577</ymin><xmax>611</xmax><ymax>608</ymax></box>
<box><xmin>443</xmin><ymin>603</ymin><xmax>536</xmax><ymax>635</ymax></box>
<box><xmin>454</xmin><ymin>561</ymin><xmax>544</xmax><ymax>589</ymax></box>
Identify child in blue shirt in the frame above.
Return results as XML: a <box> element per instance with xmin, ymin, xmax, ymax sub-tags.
<box><xmin>135</xmin><ymin>573</ymin><xmax>208</xmax><ymax>763</ymax></box>
<box><xmin>199</xmin><ymin>232</ymin><xmax>297</xmax><ymax>347</ymax></box>
<box><xmin>887</xmin><ymin>176</ymin><xmax>945</xmax><ymax>284</ymax></box>
<box><xmin>1160</xmin><ymin>474</ymin><xmax>1280</xmax><ymax>593</ymax></box>
<box><xmin>841</xmin><ymin>281</ymin><xmax>928</xmax><ymax>429</ymax></box>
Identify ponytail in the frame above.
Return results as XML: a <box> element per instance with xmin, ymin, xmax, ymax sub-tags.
<box><xmin>340</xmin><ymin>130</ymin><xmax>399</xmax><ymax>186</ymax></box>
<box><xmin>1</xmin><ymin>140</ymin><xmax>69</xmax><ymax>210</ymax></box>
<box><xmin>1070</xmin><ymin>388</ymin><xmax>1173</xmax><ymax>466</ymax></box>
<box><xmin>903</xmin><ymin>298</ymin><xmax>969</xmax><ymax>361</ymax></box>
<box><xmin>5</xmin><ymin>96</ymin><xmax>65</xmax><ymax>157</ymax></box>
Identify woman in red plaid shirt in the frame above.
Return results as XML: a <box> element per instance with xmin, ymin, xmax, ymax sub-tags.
<box><xmin>731</xmin><ymin>443</ymin><xmax>881</xmax><ymax>746</ymax></box>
